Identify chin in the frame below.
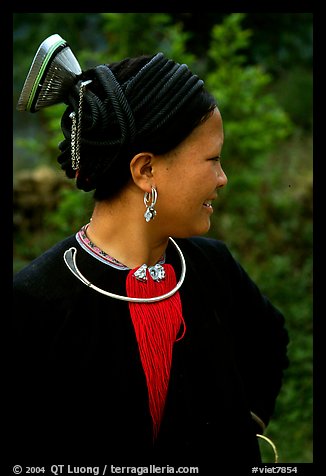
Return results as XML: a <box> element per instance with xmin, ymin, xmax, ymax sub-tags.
<box><xmin>195</xmin><ymin>219</ymin><xmax>211</xmax><ymax>236</ymax></box>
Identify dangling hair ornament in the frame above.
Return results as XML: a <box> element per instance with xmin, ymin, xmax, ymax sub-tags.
<box><xmin>144</xmin><ymin>186</ymin><xmax>157</xmax><ymax>222</ymax></box>
<box><xmin>69</xmin><ymin>79</ymin><xmax>92</xmax><ymax>173</ymax></box>
<box><xmin>17</xmin><ymin>33</ymin><xmax>82</xmax><ymax>113</ymax></box>
<box><xmin>16</xmin><ymin>34</ymin><xmax>92</xmax><ymax>178</ymax></box>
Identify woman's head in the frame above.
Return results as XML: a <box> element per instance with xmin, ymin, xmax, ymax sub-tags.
<box><xmin>139</xmin><ymin>107</ymin><xmax>226</xmax><ymax>238</ymax></box>
<box><xmin>58</xmin><ymin>53</ymin><xmax>217</xmax><ymax>200</ymax></box>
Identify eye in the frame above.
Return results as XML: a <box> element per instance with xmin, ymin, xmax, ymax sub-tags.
<box><xmin>210</xmin><ymin>156</ymin><xmax>221</xmax><ymax>162</ymax></box>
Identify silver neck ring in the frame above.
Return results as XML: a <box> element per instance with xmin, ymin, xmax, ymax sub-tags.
<box><xmin>63</xmin><ymin>237</ymin><xmax>186</xmax><ymax>303</ymax></box>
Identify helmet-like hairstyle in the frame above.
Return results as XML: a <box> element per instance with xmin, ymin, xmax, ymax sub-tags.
<box><xmin>17</xmin><ymin>34</ymin><xmax>217</xmax><ymax>200</ymax></box>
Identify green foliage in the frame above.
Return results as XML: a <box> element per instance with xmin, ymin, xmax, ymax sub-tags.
<box><xmin>41</xmin><ymin>103</ymin><xmax>67</xmax><ymax>159</ymax></box>
<box><xmin>14</xmin><ymin>135</ymin><xmax>49</xmax><ymax>172</ymax></box>
<box><xmin>205</xmin><ymin>14</ymin><xmax>293</xmax><ymax>163</ymax></box>
<box><xmin>270</xmin><ymin>67</ymin><xmax>313</xmax><ymax>132</ymax></box>
<box><xmin>100</xmin><ymin>13</ymin><xmax>195</xmax><ymax>65</ymax></box>
<box><xmin>202</xmin><ymin>15</ymin><xmax>312</xmax><ymax>464</ymax></box>
<box><xmin>209</xmin><ymin>132</ymin><xmax>313</xmax><ymax>464</ymax></box>
<box><xmin>44</xmin><ymin>187</ymin><xmax>94</xmax><ymax>236</ymax></box>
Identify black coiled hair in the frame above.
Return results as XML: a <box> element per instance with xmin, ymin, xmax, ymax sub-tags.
<box><xmin>58</xmin><ymin>52</ymin><xmax>217</xmax><ymax>200</ymax></box>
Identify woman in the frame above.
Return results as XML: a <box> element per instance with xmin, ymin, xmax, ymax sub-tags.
<box><xmin>12</xmin><ymin>34</ymin><xmax>289</xmax><ymax>470</ymax></box>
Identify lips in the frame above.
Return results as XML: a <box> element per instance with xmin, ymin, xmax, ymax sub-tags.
<box><xmin>203</xmin><ymin>200</ymin><xmax>213</xmax><ymax>208</ymax></box>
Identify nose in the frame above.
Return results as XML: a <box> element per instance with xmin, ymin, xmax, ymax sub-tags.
<box><xmin>217</xmin><ymin>165</ymin><xmax>228</xmax><ymax>188</ymax></box>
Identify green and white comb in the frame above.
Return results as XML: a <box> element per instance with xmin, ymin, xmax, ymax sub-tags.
<box><xmin>17</xmin><ymin>33</ymin><xmax>82</xmax><ymax>113</ymax></box>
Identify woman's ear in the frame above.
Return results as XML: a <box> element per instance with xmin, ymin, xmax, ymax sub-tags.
<box><xmin>130</xmin><ymin>152</ymin><xmax>155</xmax><ymax>192</ymax></box>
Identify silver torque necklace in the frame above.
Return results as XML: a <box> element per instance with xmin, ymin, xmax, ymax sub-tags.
<box><xmin>63</xmin><ymin>237</ymin><xmax>186</xmax><ymax>303</ymax></box>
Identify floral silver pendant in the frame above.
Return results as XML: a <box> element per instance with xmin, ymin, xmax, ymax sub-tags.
<box><xmin>133</xmin><ymin>264</ymin><xmax>148</xmax><ymax>282</ymax></box>
<box><xmin>149</xmin><ymin>264</ymin><xmax>165</xmax><ymax>282</ymax></box>
<box><xmin>133</xmin><ymin>263</ymin><xmax>165</xmax><ymax>282</ymax></box>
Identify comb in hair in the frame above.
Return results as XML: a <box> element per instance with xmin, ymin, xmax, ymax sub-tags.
<box><xmin>17</xmin><ymin>33</ymin><xmax>82</xmax><ymax>113</ymax></box>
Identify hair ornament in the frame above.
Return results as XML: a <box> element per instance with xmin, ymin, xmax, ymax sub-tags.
<box><xmin>69</xmin><ymin>79</ymin><xmax>92</xmax><ymax>171</ymax></box>
<box><xmin>17</xmin><ymin>33</ymin><xmax>82</xmax><ymax>113</ymax></box>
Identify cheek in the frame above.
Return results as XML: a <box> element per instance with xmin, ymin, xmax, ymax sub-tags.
<box><xmin>157</xmin><ymin>165</ymin><xmax>206</xmax><ymax>209</ymax></box>
<box><xmin>157</xmin><ymin>180</ymin><xmax>190</xmax><ymax>217</ymax></box>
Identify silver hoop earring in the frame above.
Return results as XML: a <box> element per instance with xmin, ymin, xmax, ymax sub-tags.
<box><xmin>144</xmin><ymin>187</ymin><xmax>157</xmax><ymax>222</ymax></box>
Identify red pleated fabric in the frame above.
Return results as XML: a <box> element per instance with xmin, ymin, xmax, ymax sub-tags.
<box><xmin>126</xmin><ymin>263</ymin><xmax>186</xmax><ymax>441</ymax></box>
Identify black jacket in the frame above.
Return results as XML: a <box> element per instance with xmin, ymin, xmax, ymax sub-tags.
<box><xmin>11</xmin><ymin>235</ymin><xmax>289</xmax><ymax>471</ymax></box>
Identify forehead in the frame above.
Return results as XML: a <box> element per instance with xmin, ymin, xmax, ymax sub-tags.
<box><xmin>181</xmin><ymin>108</ymin><xmax>224</xmax><ymax>153</ymax></box>
<box><xmin>201</xmin><ymin>108</ymin><xmax>223</xmax><ymax>139</ymax></box>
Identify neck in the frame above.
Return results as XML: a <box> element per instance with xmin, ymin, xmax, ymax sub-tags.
<box><xmin>86</xmin><ymin>189</ymin><xmax>169</xmax><ymax>269</ymax></box>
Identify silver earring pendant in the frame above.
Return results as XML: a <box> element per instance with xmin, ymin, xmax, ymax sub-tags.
<box><xmin>144</xmin><ymin>187</ymin><xmax>157</xmax><ymax>222</ymax></box>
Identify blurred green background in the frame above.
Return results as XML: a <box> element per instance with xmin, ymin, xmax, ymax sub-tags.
<box><xmin>13</xmin><ymin>13</ymin><xmax>313</xmax><ymax>463</ymax></box>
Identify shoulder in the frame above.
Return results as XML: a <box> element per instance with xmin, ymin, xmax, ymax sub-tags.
<box><xmin>13</xmin><ymin>235</ymin><xmax>77</xmax><ymax>298</ymax></box>
<box><xmin>176</xmin><ymin>235</ymin><xmax>236</xmax><ymax>269</ymax></box>
<box><xmin>177</xmin><ymin>235</ymin><xmax>228</xmax><ymax>253</ymax></box>
<box><xmin>175</xmin><ymin>235</ymin><xmax>258</xmax><ymax>294</ymax></box>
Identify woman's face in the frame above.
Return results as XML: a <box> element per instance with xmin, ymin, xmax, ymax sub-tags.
<box><xmin>153</xmin><ymin>107</ymin><xmax>227</xmax><ymax>238</ymax></box>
